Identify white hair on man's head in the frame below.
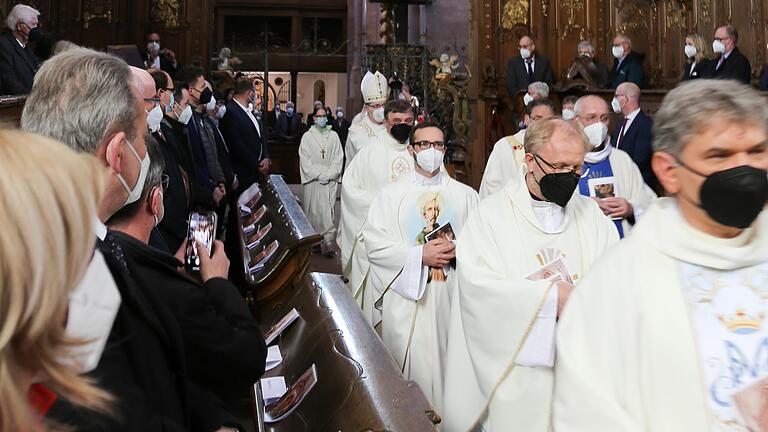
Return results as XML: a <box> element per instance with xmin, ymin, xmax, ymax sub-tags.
<box><xmin>573</xmin><ymin>95</ymin><xmax>608</xmax><ymax>117</ymax></box>
<box><xmin>5</xmin><ymin>4</ymin><xmax>39</xmax><ymax>30</ymax></box>
<box><xmin>577</xmin><ymin>40</ymin><xmax>595</xmax><ymax>54</ymax></box>
<box><xmin>615</xmin><ymin>33</ymin><xmax>632</xmax><ymax>47</ymax></box>
<box><xmin>527</xmin><ymin>81</ymin><xmax>550</xmax><ymax>98</ymax></box>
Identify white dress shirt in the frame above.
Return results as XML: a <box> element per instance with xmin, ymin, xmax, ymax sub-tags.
<box><xmin>235</xmin><ymin>99</ymin><xmax>262</xmax><ymax>137</ymax></box>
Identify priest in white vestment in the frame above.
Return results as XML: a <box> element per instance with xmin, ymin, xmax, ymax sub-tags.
<box><xmin>574</xmin><ymin>95</ymin><xmax>657</xmax><ymax>237</ymax></box>
<box><xmin>479</xmin><ymin>99</ymin><xmax>556</xmax><ymax>199</ymax></box>
<box><xmin>442</xmin><ymin>119</ymin><xmax>618</xmax><ymax>432</ymax></box>
<box><xmin>338</xmin><ymin>99</ymin><xmax>416</xmax><ymax>325</ymax></box>
<box><xmin>362</xmin><ymin>122</ymin><xmax>479</xmax><ymax>410</ymax></box>
<box><xmin>345</xmin><ymin>71</ymin><xmax>389</xmax><ymax>168</ymax></box>
<box><xmin>555</xmin><ymin>80</ymin><xmax>768</xmax><ymax>431</ymax></box>
<box><xmin>299</xmin><ymin>107</ymin><xmax>343</xmax><ymax>254</ymax></box>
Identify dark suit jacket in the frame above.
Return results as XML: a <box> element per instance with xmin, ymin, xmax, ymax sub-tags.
<box><xmin>333</xmin><ymin>117</ymin><xmax>352</xmax><ymax>145</ymax></box>
<box><xmin>48</xmin><ymin>234</ymin><xmax>236</xmax><ymax>431</ymax></box>
<box><xmin>144</xmin><ymin>52</ymin><xmax>178</xmax><ymax>77</ymax></box>
<box><xmin>205</xmin><ymin>117</ymin><xmax>236</xmax><ymax>190</ymax></box>
<box><xmin>682</xmin><ymin>59</ymin><xmax>712</xmax><ymax>81</ymax></box>
<box><xmin>113</xmin><ymin>231</ymin><xmax>267</xmax><ymax>402</ymax></box>
<box><xmin>760</xmin><ymin>64</ymin><xmax>768</xmax><ymax>91</ymax></box>
<box><xmin>154</xmin><ymin>128</ymin><xmax>190</xmax><ymax>252</ymax></box>
<box><xmin>506</xmin><ymin>53</ymin><xmax>555</xmax><ymax>96</ymax></box>
<box><xmin>607</xmin><ymin>51</ymin><xmax>645</xmax><ymax>89</ymax></box>
<box><xmin>219</xmin><ymin>100</ymin><xmax>269</xmax><ymax>191</ymax></box>
<box><xmin>277</xmin><ymin>112</ymin><xmax>302</xmax><ymax>143</ymax></box>
<box><xmin>0</xmin><ymin>30</ymin><xmax>38</xmax><ymax>94</ymax></box>
<box><xmin>611</xmin><ymin>110</ymin><xmax>657</xmax><ymax>190</ymax></box>
<box><xmin>710</xmin><ymin>47</ymin><xmax>752</xmax><ymax>85</ymax></box>
<box><xmin>161</xmin><ymin>116</ymin><xmax>216</xmax><ymax>211</ymax></box>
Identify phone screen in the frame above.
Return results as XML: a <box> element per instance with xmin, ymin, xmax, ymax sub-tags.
<box><xmin>185</xmin><ymin>212</ymin><xmax>217</xmax><ymax>271</ymax></box>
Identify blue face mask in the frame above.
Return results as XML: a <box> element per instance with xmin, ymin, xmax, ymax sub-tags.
<box><xmin>164</xmin><ymin>91</ymin><xmax>175</xmax><ymax>115</ymax></box>
<box><xmin>315</xmin><ymin>117</ymin><xmax>328</xmax><ymax>128</ymax></box>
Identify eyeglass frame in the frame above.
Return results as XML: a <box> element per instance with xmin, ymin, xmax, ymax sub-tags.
<box><xmin>533</xmin><ymin>153</ymin><xmax>583</xmax><ymax>176</ymax></box>
<box><xmin>412</xmin><ymin>140</ymin><xmax>447</xmax><ymax>151</ymax></box>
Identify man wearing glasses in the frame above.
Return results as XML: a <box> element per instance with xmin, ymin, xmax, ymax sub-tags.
<box><xmin>362</xmin><ymin>121</ymin><xmax>478</xmax><ymax>411</ymax></box>
<box><xmin>442</xmin><ymin>118</ymin><xmax>618</xmax><ymax>432</ymax></box>
<box><xmin>345</xmin><ymin>71</ymin><xmax>389</xmax><ymax>168</ymax></box>
<box><xmin>710</xmin><ymin>24</ymin><xmax>752</xmax><ymax>84</ymax></box>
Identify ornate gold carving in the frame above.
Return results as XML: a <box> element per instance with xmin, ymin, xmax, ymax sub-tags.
<box><xmin>617</xmin><ymin>0</ymin><xmax>649</xmax><ymax>34</ymax></box>
<box><xmin>82</xmin><ymin>0</ymin><xmax>113</xmax><ymax>30</ymax></box>
<box><xmin>701</xmin><ymin>0</ymin><xmax>712</xmax><ymax>24</ymax></box>
<box><xmin>379</xmin><ymin>5</ymin><xmax>393</xmax><ymax>44</ymax></box>
<box><xmin>665</xmin><ymin>0</ymin><xmax>687</xmax><ymax>31</ymax></box>
<box><xmin>562</xmin><ymin>0</ymin><xmax>584</xmax><ymax>25</ymax></box>
<box><xmin>500</xmin><ymin>0</ymin><xmax>528</xmax><ymax>30</ymax></box>
<box><xmin>150</xmin><ymin>0</ymin><xmax>181</xmax><ymax>29</ymax></box>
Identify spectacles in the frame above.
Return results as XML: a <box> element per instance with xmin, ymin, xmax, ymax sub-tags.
<box><xmin>714</xmin><ymin>37</ymin><xmax>730</xmax><ymax>42</ymax></box>
<box><xmin>534</xmin><ymin>153</ymin><xmax>582</xmax><ymax>176</ymax></box>
<box><xmin>144</xmin><ymin>97</ymin><xmax>161</xmax><ymax>108</ymax></box>
<box><xmin>413</xmin><ymin>140</ymin><xmax>446</xmax><ymax>151</ymax></box>
<box><xmin>582</xmin><ymin>114</ymin><xmax>611</xmax><ymax>123</ymax></box>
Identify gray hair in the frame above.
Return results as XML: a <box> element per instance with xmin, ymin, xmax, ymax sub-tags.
<box><xmin>615</xmin><ymin>33</ymin><xmax>632</xmax><ymax>47</ymax></box>
<box><xmin>5</xmin><ymin>4</ymin><xmax>39</xmax><ymax>30</ymax></box>
<box><xmin>525</xmin><ymin>118</ymin><xmax>590</xmax><ymax>154</ymax></box>
<box><xmin>577</xmin><ymin>40</ymin><xmax>595</xmax><ymax>55</ymax></box>
<box><xmin>21</xmin><ymin>47</ymin><xmax>138</xmax><ymax>155</ymax></box>
<box><xmin>653</xmin><ymin>80</ymin><xmax>768</xmax><ymax>156</ymax></box>
<box><xmin>528</xmin><ymin>81</ymin><xmax>550</xmax><ymax>98</ymax></box>
<box><xmin>573</xmin><ymin>95</ymin><xmax>608</xmax><ymax>117</ymax></box>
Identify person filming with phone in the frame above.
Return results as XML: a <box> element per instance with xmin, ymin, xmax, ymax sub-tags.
<box><xmin>107</xmin><ymin>138</ymin><xmax>267</xmax><ymax>403</ymax></box>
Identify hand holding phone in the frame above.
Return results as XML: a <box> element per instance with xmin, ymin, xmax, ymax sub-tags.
<box><xmin>185</xmin><ymin>212</ymin><xmax>218</xmax><ymax>272</ymax></box>
<box><xmin>196</xmin><ymin>240</ymin><xmax>230</xmax><ymax>282</ymax></box>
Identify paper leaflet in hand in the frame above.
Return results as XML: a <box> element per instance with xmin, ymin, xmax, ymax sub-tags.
<box><xmin>263</xmin><ymin>364</ymin><xmax>318</xmax><ymax>423</ymax></box>
<box><xmin>264</xmin><ymin>308</ymin><xmax>300</xmax><ymax>345</ymax></box>
<box><xmin>526</xmin><ymin>256</ymin><xmax>573</xmax><ymax>284</ymax></box>
<box><xmin>424</xmin><ymin>222</ymin><xmax>457</xmax><ymax>268</ymax></box>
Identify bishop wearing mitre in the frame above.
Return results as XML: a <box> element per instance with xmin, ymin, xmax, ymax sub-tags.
<box><xmin>338</xmin><ymin>99</ymin><xmax>415</xmax><ymax>325</ymax></box>
<box><xmin>479</xmin><ymin>99</ymin><xmax>555</xmax><ymax>199</ymax></box>
<box><xmin>442</xmin><ymin>118</ymin><xmax>618</xmax><ymax>431</ymax></box>
<box><xmin>344</xmin><ymin>71</ymin><xmax>389</xmax><ymax>168</ymax></box>
<box><xmin>362</xmin><ymin>122</ymin><xmax>478</xmax><ymax>410</ymax></box>
<box><xmin>555</xmin><ymin>81</ymin><xmax>768</xmax><ymax>431</ymax></box>
<box><xmin>573</xmin><ymin>95</ymin><xmax>657</xmax><ymax>237</ymax></box>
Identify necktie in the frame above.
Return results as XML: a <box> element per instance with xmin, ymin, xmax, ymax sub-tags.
<box><xmin>526</xmin><ymin>59</ymin><xmax>534</xmax><ymax>83</ymax></box>
<box><xmin>616</xmin><ymin>117</ymin><xmax>628</xmax><ymax>149</ymax></box>
<box><xmin>716</xmin><ymin>56</ymin><xmax>724</xmax><ymax>71</ymax></box>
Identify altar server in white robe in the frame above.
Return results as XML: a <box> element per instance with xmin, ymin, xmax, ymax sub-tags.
<box><xmin>574</xmin><ymin>95</ymin><xmax>657</xmax><ymax>237</ymax></box>
<box><xmin>479</xmin><ymin>99</ymin><xmax>556</xmax><ymax>199</ymax></box>
<box><xmin>363</xmin><ymin>122</ymin><xmax>479</xmax><ymax>410</ymax></box>
<box><xmin>299</xmin><ymin>106</ymin><xmax>344</xmax><ymax>255</ymax></box>
<box><xmin>555</xmin><ymin>80</ymin><xmax>768</xmax><ymax>431</ymax></box>
<box><xmin>442</xmin><ymin>118</ymin><xmax>619</xmax><ymax>432</ymax></box>
<box><xmin>345</xmin><ymin>71</ymin><xmax>389</xmax><ymax>168</ymax></box>
<box><xmin>338</xmin><ymin>99</ymin><xmax>416</xmax><ymax>325</ymax></box>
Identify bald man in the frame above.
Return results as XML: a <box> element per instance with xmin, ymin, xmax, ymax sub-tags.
<box><xmin>610</xmin><ymin>82</ymin><xmax>657</xmax><ymax>190</ymax></box>
<box><xmin>131</xmin><ymin>66</ymin><xmax>161</xmax><ymax>134</ymax></box>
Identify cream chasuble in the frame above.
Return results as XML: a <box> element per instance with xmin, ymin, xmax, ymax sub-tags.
<box><xmin>479</xmin><ymin>129</ymin><xmax>526</xmax><ymax>199</ymax></box>
<box><xmin>337</xmin><ymin>133</ymin><xmax>414</xmax><ymax>325</ymax></box>
<box><xmin>554</xmin><ymin>199</ymin><xmax>768</xmax><ymax>432</ymax></box>
<box><xmin>344</xmin><ymin>114</ymin><xmax>387</xmax><ymax>169</ymax></box>
<box><xmin>363</xmin><ymin>170</ymin><xmax>479</xmax><ymax>410</ymax></box>
<box><xmin>299</xmin><ymin>126</ymin><xmax>343</xmax><ymax>242</ymax></box>
<box><xmin>442</xmin><ymin>170</ymin><xmax>618</xmax><ymax>432</ymax></box>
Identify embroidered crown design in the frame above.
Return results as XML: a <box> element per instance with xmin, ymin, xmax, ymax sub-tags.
<box><xmin>718</xmin><ymin>309</ymin><xmax>764</xmax><ymax>335</ymax></box>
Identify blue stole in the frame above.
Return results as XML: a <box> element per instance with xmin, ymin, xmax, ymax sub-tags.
<box><xmin>578</xmin><ymin>156</ymin><xmax>625</xmax><ymax>238</ymax></box>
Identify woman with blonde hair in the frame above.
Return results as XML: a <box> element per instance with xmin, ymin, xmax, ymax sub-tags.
<box><xmin>682</xmin><ymin>33</ymin><xmax>712</xmax><ymax>80</ymax></box>
<box><xmin>0</xmin><ymin>129</ymin><xmax>110</xmax><ymax>431</ymax></box>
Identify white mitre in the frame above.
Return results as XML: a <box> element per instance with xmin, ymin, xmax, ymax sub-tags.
<box><xmin>361</xmin><ymin>71</ymin><xmax>388</xmax><ymax>103</ymax></box>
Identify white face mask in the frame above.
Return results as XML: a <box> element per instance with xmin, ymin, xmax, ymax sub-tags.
<box><xmin>415</xmin><ymin>147</ymin><xmax>444</xmax><ymax>173</ymax></box>
<box><xmin>178</xmin><ymin>105</ymin><xmax>193</xmax><ymax>125</ymax></box>
<box><xmin>147</xmin><ymin>41</ymin><xmax>160</xmax><ymax>52</ymax></box>
<box><xmin>336</xmin><ymin>111</ymin><xmax>344</xmax><ymax>118</ymax></box>
<box><xmin>216</xmin><ymin>105</ymin><xmax>226</xmax><ymax>119</ymax></box>
<box><xmin>611</xmin><ymin>97</ymin><xmax>622</xmax><ymax>114</ymax></box>
<box><xmin>712</xmin><ymin>39</ymin><xmax>725</xmax><ymax>54</ymax></box>
<box><xmin>561</xmin><ymin>108</ymin><xmax>576</xmax><ymax>120</ymax></box>
<box><xmin>612</xmin><ymin>45</ymin><xmax>625</xmax><ymax>59</ymax></box>
<box><xmin>372</xmin><ymin>106</ymin><xmax>385</xmax><ymax>123</ymax></box>
<box><xmin>684</xmin><ymin>44</ymin><xmax>697</xmax><ymax>58</ymax></box>
<box><xmin>146</xmin><ymin>105</ymin><xmax>163</xmax><ymax>133</ymax></box>
<box><xmin>65</xmin><ymin>249</ymin><xmax>122</xmax><ymax>374</ymax></box>
<box><xmin>523</xmin><ymin>93</ymin><xmax>534</xmax><ymax>106</ymax></box>
<box><xmin>115</xmin><ymin>138</ymin><xmax>150</xmax><ymax>206</ymax></box>
<box><xmin>520</xmin><ymin>48</ymin><xmax>532</xmax><ymax>59</ymax></box>
<box><xmin>206</xmin><ymin>95</ymin><xmax>217</xmax><ymax>112</ymax></box>
<box><xmin>583</xmin><ymin>121</ymin><xmax>609</xmax><ymax>149</ymax></box>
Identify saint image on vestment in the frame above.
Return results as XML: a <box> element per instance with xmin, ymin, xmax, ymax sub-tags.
<box><xmin>414</xmin><ymin>192</ymin><xmax>447</xmax><ymax>283</ymax></box>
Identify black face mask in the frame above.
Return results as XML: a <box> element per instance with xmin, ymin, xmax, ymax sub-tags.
<box><xmin>532</xmin><ymin>154</ymin><xmax>580</xmax><ymax>207</ymax></box>
<box><xmin>20</xmin><ymin>23</ymin><xmax>42</xmax><ymax>42</ymax></box>
<box><xmin>390</xmin><ymin>123</ymin><xmax>412</xmax><ymax>144</ymax></box>
<box><xmin>197</xmin><ymin>87</ymin><xmax>213</xmax><ymax>105</ymax></box>
<box><xmin>679</xmin><ymin>162</ymin><xmax>768</xmax><ymax>229</ymax></box>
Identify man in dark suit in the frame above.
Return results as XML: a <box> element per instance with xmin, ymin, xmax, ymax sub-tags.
<box><xmin>0</xmin><ymin>4</ymin><xmax>41</xmax><ymax>94</ymax></box>
<box><xmin>219</xmin><ymin>76</ymin><xmax>271</xmax><ymax>192</ymax></box>
<box><xmin>710</xmin><ymin>24</ymin><xmax>752</xmax><ymax>85</ymax></box>
<box><xmin>607</xmin><ymin>34</ymin><xmax>645</xmax><ymax>89</ymax></box>
<box><xmin>506</xmin><ymin>34</ymin><xmax>555</xmax><ymax>97</ymax></box>
<box><xmin>610</xmin><ymin>82</ymin><xmax>657</xmax><ymax>191</ymax></box>
<box><xmin>144</xmin><ymin>31</ymin><xmax>178</xmax><ymax>78</ymax></box>
<box><xmin>277</xmin><ymin>100</ymin><xmax>302</xmax><ymax>144</ymax></box>
<box><xmin>21</xmin><ymin>48</ymin><xmax>239</xmax><ymax>431</ymax></box>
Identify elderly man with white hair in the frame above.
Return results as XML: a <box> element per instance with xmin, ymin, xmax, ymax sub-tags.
<box><xmin>0</xmin><ymin>3</ymin><xmax>40</xmax><ymax>94</ymax></box>
<box><xmin>442</xmin><ymin>118</ymin><xmax>618</xmax><ymax>432</ymax></box>
<box><xmin>607</xmin><ymin>33</ymin><xmax>645</xmax><ymax>89</ymax></box>
<box><xmin>523</xmin><ymin>81</ymin><xmax>549</xmax><ymax>106</ymax></box>
<box><xmin>554</xmin><ymin>79</ymin><xmax>768</xmax><ymax>432</ymax></box>
<box><xmin>566</xmin><ymin>40</ymin><xmax>610</xmax><ymax>88</ymax></box>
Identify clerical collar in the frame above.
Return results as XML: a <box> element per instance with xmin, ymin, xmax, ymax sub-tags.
<box><xmin>584</xmin><ymin>139</ymin><xmax>612</xmax><ymax>164</ymax></box>
<box><xmin>412</xmin><ymin>169</ymin><xmax>443</xmax><ymax>186</ymax></box>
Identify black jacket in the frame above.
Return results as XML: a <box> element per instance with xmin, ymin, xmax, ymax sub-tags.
<box><xmin>154</xmin><ymin>128</ymin><xmax>190</xmax><ymax>252</ymax></box>
<box><xmin>112</xmin><ymin>231</ymin><xmax>267</xmax><ymax>402</ymax></box>
<box><xmin>0</xmin><ymin>30</ymin><xmax>38</xmax><ymax>94</ymax></box>
<box><xmin>276</xmin><ymin>112</ymin><xmax>303</xmax><ymax>143</ymax></box>
<box><xmin>611</xmin><ymin>110</ymin><xmax>657</xmax><ymax>190</ymax></box>
<box><xmin>506</xmin><ymin>53</ymin><xmax>555</xmax><ymax>96</ymax></box>
<box><xmin>333</xmin><ymin>117</ymin><xmax>352</xmax><ymax>146</ymax></box>
<box><xmin>682</xmin><ymin>59</ymin><xmax>712</xmax><ymax>81</ymax></box>
<box><xmin>144</xmin><ymin>52</ymin><xmax>178</xmax><ymax>77</ymax></box>
<box><xmin>48</xmin><ymin>233</ymin><xmax>236</xmax><ymax>431</ymax></box>
<box><xmin>205</xmin><ymin>116</ymin><xmax>236</xmax><ymax>190</ymax></box>
<box><xmin>710</xmin><ymin>46</ymin><xmax>752</xmax><ymax>85</ymax></box>
<box><xmin>607</xmin><ymin>51</ymin><xmax>645</xmax><ymax>89</ymax></box>
<box><xmin>161</xmin><ymin>116</ymin><xmax>216</xmax><ymax>211</ymax></box>
<box><xmin>219</xmin><ymin>100</ymin><xmax>269</xmax><ymax>191</ymax></box>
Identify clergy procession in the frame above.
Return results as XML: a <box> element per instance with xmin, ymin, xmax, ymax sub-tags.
<box><xmin>3</xmin><ymin>0</ymin><xmax>768</xmax><ymax>429</ymax></box>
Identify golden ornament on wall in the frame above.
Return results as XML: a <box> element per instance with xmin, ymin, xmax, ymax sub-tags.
<box><xmin>151</xmin><ymin>0</ymin><xmax>181</xmax><ymax>29</ymax></box>
<box><xmin>501</xmin><ymin>0</ymin><xmax>528</xmax><ymax>30</ymax></box>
